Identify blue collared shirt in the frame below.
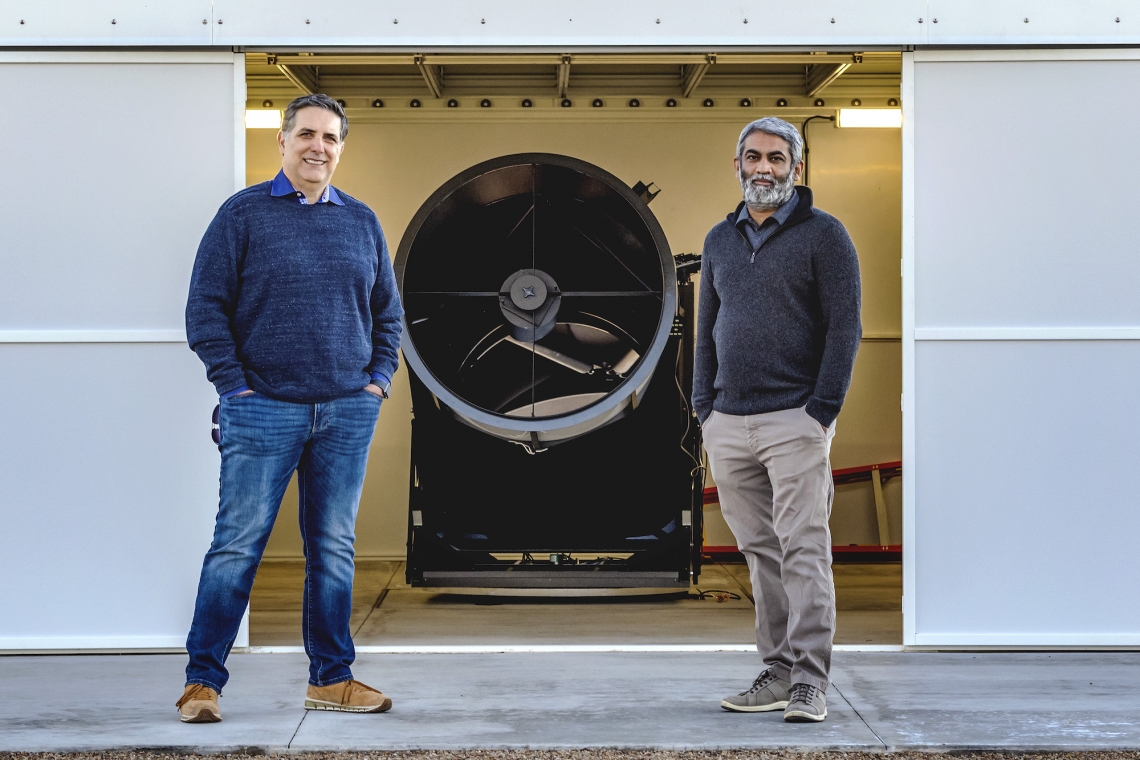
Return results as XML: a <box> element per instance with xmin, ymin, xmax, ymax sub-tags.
<box><xmin>269</xmin><ymin>168</ymin><xmax>345</xmax><ymax>206</ymax></box>
<box><xmin>221</xmin><ymin>170</ymin><xmax>388</xmax><ymax>399</ymax></box>
<box><xmin>735</xmin><ymin>190</ymin><xmax>799</xmax><ymax>257</ymax></box>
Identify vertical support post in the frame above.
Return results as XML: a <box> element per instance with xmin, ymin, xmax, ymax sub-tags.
<box><xmin>872</xmin><ymin>466</ymin><xmax>891</xmax><ymax>547</ymax></box>
<box><xmin>233</xmin><ymin>50</ymin><xmax>251</xmax><ymax>650</ymax></box>
<box><xmin>900</xmin><ymin>50</ymin><xmax>917</xmax><ymax>647</ymax></box>
<box><xmin>233</xmin><ymin>52</ymin><xmax>246</xmax><ymax>194</ymax></box>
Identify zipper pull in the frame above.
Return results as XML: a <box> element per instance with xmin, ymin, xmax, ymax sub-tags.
<box><xmin>750</xmin><ymin>251</ymin><xmax>756</xmax><ymax>263</ymax></box>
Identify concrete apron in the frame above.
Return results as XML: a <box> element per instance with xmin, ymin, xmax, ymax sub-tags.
<box><xmin>1</xmin><ymin>651</ymin><xmax>1138</xmax><ymax>752</ymax></box>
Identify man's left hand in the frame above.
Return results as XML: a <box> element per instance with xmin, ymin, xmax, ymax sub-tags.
<box><xmin>364</xmin><ymin>384</ymin><xmax>385</xmax><ymax>398</ymax></box>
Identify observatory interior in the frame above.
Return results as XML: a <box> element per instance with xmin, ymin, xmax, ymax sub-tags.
<box><xmin>242</xmin><ymin>50</ymin><xmax>904</xmax><ymax>640</ymax></box>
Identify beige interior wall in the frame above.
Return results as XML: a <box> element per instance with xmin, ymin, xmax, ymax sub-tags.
<box><xmin>246</xmin><ymin>112</ymin><xmax>900</xmax><ymax>558</ymax></box>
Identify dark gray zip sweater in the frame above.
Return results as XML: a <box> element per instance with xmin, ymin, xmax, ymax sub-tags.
<box><xmin>692</xmin><ymin>186</ymin><xmax>861</xmax><ymax>428</ymax></box>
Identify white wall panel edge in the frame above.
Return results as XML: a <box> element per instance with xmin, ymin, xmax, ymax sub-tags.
<box><xmin>233</xmin><ymin>52</ymin><xmax>246</xmax><ymax>194</ymax></box>
<box><xmin>915</xmin><ymin>327</ymin><xmax>1140</xmax><ymax>340</ymax></box>
<box><xmin>0</xmin><ymin>636</ymin><xmax>188</xmax><ymax>650</ymax></box>
<box><xmin>0</xmin><ymin>330</ymin><xmax>186</xmax><ymax>343</ymax></box>
<box><xmin>913</xmin><ymin>634</ymin><xmax>1140</xmax><ymax>647</ymax></box>
<box><xmin>900</xmin><ymin>50</ymin><xmax>917</xmax><ymax>647</ymax></box>
<box><xmin>915</xmin><ymin>48</ymin><xmax>1140</xmax><ymax>62</ymax></box>
<box><xmin>0</xmin><ymin>51</ymin><xmax>236</xmax><ymax>63</ymax></box>
<box><xmin>236</xmin><ymin>606</ymin><xmax>249</xmax><ymax>649</ymax></box>
<box><xmin>226</xmin><ymin>63</ymin><xmax>246</xmax><ymax>644</ymax></box>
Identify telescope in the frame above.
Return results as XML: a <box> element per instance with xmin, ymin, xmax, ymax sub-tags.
<box><xmin>396</xmin><ymin>153</ymin><xmax>704</xmax><ymax>588</ymax></box>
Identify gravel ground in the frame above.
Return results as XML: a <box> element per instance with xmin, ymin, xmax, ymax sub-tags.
<box><xmin>3</xmin><ymin>752</ymin><xmax>1140</xmax><ymax>760</ymax></box>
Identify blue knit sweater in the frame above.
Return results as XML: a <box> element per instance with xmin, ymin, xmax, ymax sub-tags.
<box><xmin>186</xmin><ymin>181</ymin><xmax>403</xmax><ymax>403</ymax></box>
<box><xmin>693</xmin><ymin>187</ymin><xmax>861</xmax><ymax>428</ymax></box>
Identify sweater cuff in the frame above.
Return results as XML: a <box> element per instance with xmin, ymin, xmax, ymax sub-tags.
<box><xmin>805</xmin><ymin>397</ymin><xmax>839</xmax><ymax>428</ymax></box>
<box><xmin>215</xmin><ymin>371</ymin><xmax>249</xmax><ymax>398</ymax></box>
<box><xmin>221</xmin><ymin>385</ymin><xmax>251</xmax><ymax>399</ymax></box>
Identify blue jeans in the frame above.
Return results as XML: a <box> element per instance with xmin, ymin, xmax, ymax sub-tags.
<box><xmin>185</xmin><ymin>389</ymin><xmax>382</xmax><ymax>692</ymax></box>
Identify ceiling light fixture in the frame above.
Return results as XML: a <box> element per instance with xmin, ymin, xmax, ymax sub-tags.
<box><xmin>837</xmin><ymin>108</ymin><xmax>903</xmax><ymax>128</ymax></box>
<box><xmin>244</xmin><ymin>109</ymin><xmax>282</xmax><ymax>129</ymax></box>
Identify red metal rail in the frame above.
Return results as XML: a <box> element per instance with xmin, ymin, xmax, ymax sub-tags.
<box><xmin>702</xmin><ymin>460</ymin><xmax>903</xmax><ymax>561</ymax></box>
<box><xmin>702</xmin><ymin>460</ymin><xmax>901</xmax><ymax>505</ymax></box>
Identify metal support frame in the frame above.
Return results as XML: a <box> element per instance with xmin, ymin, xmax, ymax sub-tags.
<box><xmin>260</xmin><ymin>50</ymin><xmax>878</xmax><ymax>99</ymax></box>
<box><xmin>414</xmin><ymin>54</ymin><xmax>443</xmax><ymax>98</ymax></box>
<box><xmin>805</xmin><ymin>62</ymin><xmax>851</xmax><ymax>97</ymax></box>
<box><xmin>271</xmin><ymin>54</ymin><xmax>319</xmax><ymax>95</ymax></box>
<box><xmin>558</xmin><ymin>54</ymin><xmax>571</xmax><ymax>98</ymax></box>
<box><xmin>681</xmin><ymin>53</ymin><xmax>715</xmax><ymax>98</ymax></box>
<box><xmin>253</xmin><ymin>52</ymin><xmax>887</xmax><ymax>67</ymax></box>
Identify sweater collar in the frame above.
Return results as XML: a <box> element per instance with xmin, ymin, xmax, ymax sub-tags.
<box><xmin>270</xmin><ymin>169</ymin><xmax>345</xmax><ymax>206</ymax></box>
<box><xmin>728</xmin><ymin>185</ymin><xmax>814</xmax><ymax>227</ymax></box>
<box><xmin>734</xmin><ymin>188</ymin><xmax>798</xmax><ymax>231</ymax></box>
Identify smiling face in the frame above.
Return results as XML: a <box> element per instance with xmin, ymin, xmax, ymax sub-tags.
<box><xmin>734</xmin><ymin>131</ymin><xmax>803</xmax><ymax>210</ymax></box>
<box><xmin>277</xmin><ymin>106</ymin><xmax>345</xmax><ymax>196</ymax></box>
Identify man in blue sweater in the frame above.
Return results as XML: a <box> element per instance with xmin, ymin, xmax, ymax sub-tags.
<box><xmin>694</xmin><ymin>118</ymin><xmax>861</xmax><ymax>723</ymax></box>
<box><xmin>179</xmin><ymin>94</ymin><xmax>403</xmax><ymax>722</ymax></box>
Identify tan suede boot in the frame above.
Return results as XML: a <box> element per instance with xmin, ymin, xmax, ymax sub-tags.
<box><xmin>305</xmin><ymin>679</ymin><xmax>392</xmax><ymax>713</ymax></box>
<box><xmin>177</xmin><ymin>684</ymin><xmax>221</xmax><ymax>723</ymax></box>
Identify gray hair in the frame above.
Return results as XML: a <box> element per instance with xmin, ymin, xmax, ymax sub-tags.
<box><xmin>282</xmin><ymin>94</ymin><xmax>349</xmax><ymax>142</ymax></box>
<box><xmin>736</xmin><ymin>117</ymin><xmax>803</xmax><ymax>166</ymax></box>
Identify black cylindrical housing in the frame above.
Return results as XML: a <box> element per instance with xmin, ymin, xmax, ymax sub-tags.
<box><xmin>394</xmin><ymin>153</ymin><xmax>677</xmax><ymax>447</ymax></box>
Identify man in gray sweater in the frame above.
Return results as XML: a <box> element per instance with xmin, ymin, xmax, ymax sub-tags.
<box><xmin>693</xmin><ymin>117</ymin><xmax>861</xmax><ymax>723</ymax></box>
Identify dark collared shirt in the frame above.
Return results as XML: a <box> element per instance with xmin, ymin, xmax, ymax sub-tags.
<box><xmin>734</xmin><ymin>190</ymin><xmax>798</xmax><ymax>258</ymax></box>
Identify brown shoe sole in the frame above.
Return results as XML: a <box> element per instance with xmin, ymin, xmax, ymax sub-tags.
<box><xmin>304</xmin><ymin>697</ymin><xmax>392</xmax><ymax>713</ymax></box>
<box><xmin>180</xmin><ymin>706</ymin><xmax>222</xmax><ymax>723</ymax></box>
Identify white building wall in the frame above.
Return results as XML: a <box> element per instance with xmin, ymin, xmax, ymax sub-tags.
<box><xmin>2</xmin><ymin>1</ymin><xmax>1139</xmax><ymax>650</ymax></box>
<box><xmin>0</xmin><ymin>52</ymin><xmax>244</xmax><ymax>649</ymax></box>
<box><xmin>1</xmin><ymin>0</ymin><xmax>1139</xmax><ymax>47</ymax></box>
<box><xmin>903</xmin><ymin>49</ymin><xmax>1140</xmax><ymax>646</ymax></box>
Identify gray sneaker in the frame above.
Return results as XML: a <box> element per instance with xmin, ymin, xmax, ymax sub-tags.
<box><xmin>720</xmin><ymin>669</ymin><xmax>791</xmax><ymax>712</ymax></box>
<box><xmin>783</xmin><ymin>682</ymin><xmax>827</xmax><ymax>722</ymax></box>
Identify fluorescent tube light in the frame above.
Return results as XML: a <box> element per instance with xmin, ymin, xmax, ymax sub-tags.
<box><xmin>245</xmin><ymin>109</ymin><xmax>282</xmax><ymax>129</ymax></box>
<box><xmin>837</xmin><ymin>108</ymin><xmax>902</xmax><ymax>128</ymax></box>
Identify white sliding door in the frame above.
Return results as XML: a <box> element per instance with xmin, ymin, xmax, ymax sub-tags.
<box><xmin>903</xmin><ymin>49</ymin><xmax>1140</xmax><ymax>646</ymax></box>
<box><xmin>0</xmin><ymin>52</ymin><xmax>245</xmax><ymax>649</ymax></box>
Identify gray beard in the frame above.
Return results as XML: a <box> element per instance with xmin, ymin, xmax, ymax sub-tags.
<box><xmin>740</xmin><ymin>169</ymin><xmax>797</xmax><ymax>211</ymax></box>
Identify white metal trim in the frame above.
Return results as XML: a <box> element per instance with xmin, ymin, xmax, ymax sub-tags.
<box><xmin>236</xmin><ymin>605</ymin><xmax>250</xmax><ymax>649</ymax></box>
<box><xmin>0</xmin><ymin>51</ymin><xmax>237</xmax><ymax>64</ymax></box>
<box><xmin>914</xmin><ymin>327</ymin><xmax>1140</xmax><ymax>341</ymax></box>
<box><xmin>912</xmin><ymin>634</ymin><xmax>1140</xmax><ymax>647</ymax></box>
<box><xmin>233</xmin><ymin>52</ymin><xmax>247</xmax><ymax>194</ymax></box>
<box><xmin>243</xmin><ymin>644</ymin><xmax>905</xmax><ymax>654</ymax></box>
<box><xmin>0</xmin><ymin>635</ymin><xmax>187</xmax><ymax>650</ymax></box>
<box><xmin>900</xmin><ymin>50</ymin><xmax>917</xmax><ymax>648</ymax></box>
<box><xmin>914</xmin><ymin>49</ymin><xmax>1140</xmax><ymax>63</ymax></box>
<box><xmin>0</xmin><ymin>330</ymin><xmax>186</xmax><ymax>344</ymax></box>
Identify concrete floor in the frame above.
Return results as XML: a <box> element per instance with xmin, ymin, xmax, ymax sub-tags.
<box><xmin>2</xmin><ymin>650</ymin><xmax>1138</xmax><ymax>752</ymax></box>
<box><xmin>249</xmin><ymin>560</ymin><xmax>902</xmax><ymax>647</ymax></box>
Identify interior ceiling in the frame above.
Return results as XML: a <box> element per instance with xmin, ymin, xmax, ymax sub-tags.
<box><xmin>245</xmin><ymin>51</ymin><xmax>902</xmax><ymax>107</ymax></box>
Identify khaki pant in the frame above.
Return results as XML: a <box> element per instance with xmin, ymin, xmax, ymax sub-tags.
<box><xmin>702</xmin><ymin>406</ymin><xmax>836</xmax><ymax>691</ymax></box>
